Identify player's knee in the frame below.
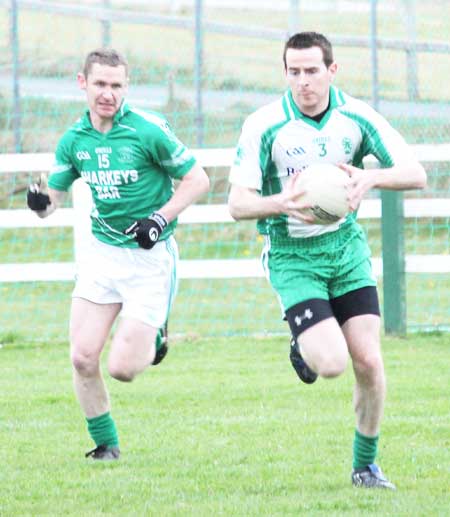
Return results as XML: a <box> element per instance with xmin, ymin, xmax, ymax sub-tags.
<box><xmin>108</xmin><ymin>361</ymin><xmax>137</xmax><ymax>383</ymax></box>
<box><xmin>317</xmin><ymin>352</ymin><xmax>348</xmax><ymax>378</ymax></box>
<box><xmin>108</xmin><ymin>365</ymin><xmax>136</xmax><ymax>382</ymax></box>
<box><xmin>353</xmin><ymin>352</ymin><xmax>384</xmax><ymax>380</ymax></box>
<box><xmin>109</xmin><ymin>368</ymin><xmax>136</xmax><ymax>383</ymax></box>
<box><xmin>71</xmin><ymin>349</ymin><xmax>100</xmax><ymax>376</ymax></box>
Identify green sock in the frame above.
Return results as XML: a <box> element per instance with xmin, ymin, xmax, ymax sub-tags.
<box><xmin>155</xmin><ymin>328</ymin><xmax>163</xmax><ymax>352</ymax></box>
<box><xmin>352</xmin><ymin>429</ymin><xmax>379</xmax><ymax>469</ymax></box>
<box><xmin>86</xmin><ymin>411</ymin><xmax>119</xmax><ymax>448</ymax></box>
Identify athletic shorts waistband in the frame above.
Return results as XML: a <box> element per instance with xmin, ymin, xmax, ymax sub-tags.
<box><xmin>267</xmin><ymin>222</ymin><xmax>359</xmax><ymax>249</ymax></box>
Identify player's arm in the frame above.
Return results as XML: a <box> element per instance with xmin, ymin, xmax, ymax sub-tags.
<box><xmin>125</xmin><ymin>162</ymin><xmax>209</xmax><ymax>250</ymax></box>
<box><xmin>340</xmin><ymin>104</ymin><xmax>427</xmax><ymax>211</ymax></box>
<box><xmin>228</xmin><ymin>177</ymin><xmax>314</xmax><ymax>222</ymax></box>
<box><xmin>27</xmin><ymin>173</ymin><xmax>68</xmax><ymax>219</ymax></box>
<box><xmin>228</xmin><ymin>114</ymin><xmax>314</xmax><ymax>222</ymax></box>
<box><xmin>158</xmin><ymin>162</ymin><xmax>210</xmax><ymax>222</ymax></box>
<box><xmin>28</xmin><ymin>136</ymin><xmax>78</xmax><ymax>217</ymax></box>
<box><xmin>340</xmin><ymin>159</ymin><xmax>426</xmax><ymax>212</ymax></box>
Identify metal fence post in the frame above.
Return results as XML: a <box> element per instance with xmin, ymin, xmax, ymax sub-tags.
<box><xmin>194</xmin><ymin>0</ymin><xmax>204</xmax><ymax>147</ymax></box>
<box><xmin>370</xmin><ymin>0</ymin><xmax>407</xmax><ymax>334</ymax></box>
<box><xmin>403</xmin><ymin>0</ymin><xmax>419</xmax><ymax>101</ymax></box>
<box><xmin>289</xmin><ymin>0</ymin><xmax>300</xmax><ymax>35</ymax></box>
<box><xmin>10</xmin><ymin>0</ymin><xmax>22</xmax><ymax>152</ymax></box>
<box><xmin>101</xmin><ymin>0</ymin><xmax>111</xmax><ymax>47</ymax></box>
<box><xmin>381</xmin><ymin>191</ymin><xmax>407</xmax><ymax>335</ymax></box>
<box><xmin>369</xmin><ymin>0</ymin><xmax>380</xmax><ymax>111</ymax></box>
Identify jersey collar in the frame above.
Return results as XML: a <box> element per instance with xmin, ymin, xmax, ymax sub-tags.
<box><xmin>80</xmin><ymin>100</ymin><xmax>131</xmax><ymax>129</ymax></box>
<box><xmin>114</xmin><ymin>100</ymin><xmax>130</xmax><ymax>122</ymax></box>
<box><xmin>282</xmin><ymin>86</ymin><xmax>344</xmax><ymax>125</ymax></box>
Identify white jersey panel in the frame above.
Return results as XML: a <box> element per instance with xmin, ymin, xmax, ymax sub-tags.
<box><xmin>229</xmin><ymin>100</ymin><xmax>287</xmax><ymax>190</ymax></box>
<box><xmin>271</xmin><ymin>115</ymin><xmax>363</xmax><ymax>175</ymax></box>
<box><xmin>339</xmin><ymin>94</ymin><xmax>414</xmax><ymax>165</ymax></box>
<box><xmin>229</xmin><ymin>86</ymin><xmax>416</xmax><ymax>240</ymax></box>
<box><xmin>270</xmin><ymin>115</ymin><xmax>363</xmax><ymax>237</ymax></box>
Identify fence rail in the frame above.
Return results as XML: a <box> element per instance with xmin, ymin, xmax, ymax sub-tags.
<box><xmin>0</xmin><ymin>145</ymin><xmax>449</xmax><ymax>282</ymax></box>
<box><xmin>3</xmin><ymin>0</ymin><xmax>449</xmax><ymax>152</ymax></box>
<box><xmin>2</xmin><ymin>0</ymin><xmax>449</xmax><ymax>54</ymax></box>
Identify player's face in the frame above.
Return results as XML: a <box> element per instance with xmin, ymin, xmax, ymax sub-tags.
<box><xmin>78</xmin><ymin>63</ymin><xmax>128</xmax><ymax>129</ymax></box>
<box><xmin>285</xmin><ymin>46</ymin><xmax>337</xmax><ymax>116</ymax></box>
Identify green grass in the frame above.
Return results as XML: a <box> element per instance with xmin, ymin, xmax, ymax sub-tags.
<box><xmin>0</xmin><ymin>333</ymin><xmax>449</xmax><ymax>515</ymax></box>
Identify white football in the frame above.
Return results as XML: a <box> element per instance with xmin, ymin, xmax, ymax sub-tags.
<box><xmin>294</xmin><ymin>163</ymin><xmax>351</xmax><ymax>224</ymax></box>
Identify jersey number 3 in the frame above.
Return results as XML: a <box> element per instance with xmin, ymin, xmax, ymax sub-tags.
<box><xmin>318</xmin><ymin>143</ymin><xmax>327</xmax><ymax>157</ymax></box>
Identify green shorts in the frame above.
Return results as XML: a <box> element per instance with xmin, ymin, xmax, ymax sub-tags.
<box><xmin>264</xmin><ymin>223</ymin><xmax>377</xmax><ymax>313</ymax></box>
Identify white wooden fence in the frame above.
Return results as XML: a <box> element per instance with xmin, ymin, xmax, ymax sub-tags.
<box><xmin>0</xmin><ymin>145</ymin><xmax>449</xmax><ymax>282</ymax></box>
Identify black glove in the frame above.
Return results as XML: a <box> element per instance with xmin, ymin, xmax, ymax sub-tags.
<box><xmin>27</xmin><ymin>173</ymin><xmax>51</xmax><ymax>211</ymax></box>
<box><xmin>124</xmin><ymin>212</ymin><xmax>168</xmax><ymax>249</ymax></box>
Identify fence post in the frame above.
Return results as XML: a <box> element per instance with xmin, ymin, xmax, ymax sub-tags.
<box><xmin>10</xmin><ymin>0</ymin><xmax>22</xmax><ymax>152</ymax></box>
<box><xmin>101</xmin><ymin>0</ymin><xmax>111</xmax><ymax>47</ymax></box>
<box><xmin>381</xmin><ymin>191</ymin><xmax>407</xmax><ymax>334</ymax></box>
<box><xmin>369</xmin><ymin>0</ymin><xmax>380</xmax><ymax>111</ymax></box>
<box><xmin>289</xmin><ymin>0</ymin><xmax>300</xmax><ymax>35</ymax></box>
<box><xmin>403</xmin><ymin>0</ymin><xmax>419</xmax><ymax>101</ymax></box>
<box><xmin>194</xmin><ymin>0</ymin><xmax>204</xmax><ymax>147</ymax></box>
<box><xmin>370</xmin><ymin>0</ymin><xmax>406</xmax><ymax>334</ymax></box>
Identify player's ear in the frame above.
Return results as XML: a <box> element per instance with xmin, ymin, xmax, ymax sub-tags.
<box><xmin>328</xmin><ymin>62</ymin><xmax>338</xmax><ymax>82</ymax></box>
<box><xmin>77</xmin><ymin>72</ymin><xmax>87</xmax><ymax>90</ymax></box>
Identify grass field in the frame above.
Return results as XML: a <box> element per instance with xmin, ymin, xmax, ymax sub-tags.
<box><xmin>0</xmin><ymin>332</ymin><xmax>449</xmax><ymax>516</ymax></box>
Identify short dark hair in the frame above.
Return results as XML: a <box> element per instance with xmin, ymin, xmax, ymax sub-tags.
<box><xmin>283</xmin><ymin>32</ymin><xmax>334</xmax><ymax>69</ymax></box>
<box><xmin>83</xmin><ymin>48</ymin><xmax>128</xmax><ymax>77</ymax></box>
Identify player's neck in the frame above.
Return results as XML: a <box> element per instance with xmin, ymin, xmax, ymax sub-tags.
<box><xmin>89</xmin><ymin>112</ymin><xmax>114</xmax><ymax>133</ymax></box>
<box><xmin>301</xmin><ymin>98</ymin><xmax>330</xmax><ymax>122</ymax></box>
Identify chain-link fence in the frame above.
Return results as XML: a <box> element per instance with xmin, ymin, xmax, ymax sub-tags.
<box><xmin>0</xmin><ymin>0</ymin><xmax>449</xmax><ymax>340</ymax></box>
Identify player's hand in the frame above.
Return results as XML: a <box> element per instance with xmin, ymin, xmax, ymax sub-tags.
<box><xmin>280</xmin><ymin>174</ymin><xmax>316</xmax><ymax>223</ymax></box>
<box><xmin>27</xmin><ymin>173</ymin><xmax>51</xmax><ymax>211</ymax></box>
<box><xmin>338</xmin><ymin>163</ymin><xmax>376</xmax><ymax>211</ymax></box>
<box><xmin>124</xmin><ymin>212</ymin><xmax>168</xmax><ymax>249</ymax></box>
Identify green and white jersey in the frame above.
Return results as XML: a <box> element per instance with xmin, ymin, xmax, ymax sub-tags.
<box><xmin>229</xmin><ymin>85</ymin><xmax>415</xmax><ymax>243</ymax></box>
<box><xmin>48</xmin><ymin>102</ymin><xmax>196</xmax><ymax>248</ymax></box>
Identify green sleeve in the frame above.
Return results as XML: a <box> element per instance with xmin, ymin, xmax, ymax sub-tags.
<box><xmin>142</xmin><ymin>120</ymin><xmax>196</xmax><ymax>179</ymax></box>
<box><xmin>47</xmin><ymin>133</ymin><xmax>80</xmax><ymax>191</ymax></box>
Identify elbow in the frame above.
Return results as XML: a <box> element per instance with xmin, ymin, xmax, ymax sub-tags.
<box><xmin>228</xmin><ymin>203</ymin><xmax>238</xmax><ymax>220</ymax></box>
<box><xmin>202</xmin><ymin>173</ymin><xmax>211</xmax><ymax>195</ymax></box>
<box><xmin>415</xmin><ymin>165</ymin><xmax>427</xmax><ymax>190</ymax></box>
<box><xmin>227</xmin><ymin>190</ymin><xmax>239</xmax><ymax>220</ymax></box>
<box><xmin>228</xmin><ymin>200</ymin><xmax>243</xmax><ymax>221</ymax></box>
<box><xmin>228</xmin><ymin>184</ymin><xmax>254</xmax><ymax>220</ymax></box>
<box><xmin>195</xmin><ymin>170</ymin><xmax>210</xmax><ymax>198</ymax></box>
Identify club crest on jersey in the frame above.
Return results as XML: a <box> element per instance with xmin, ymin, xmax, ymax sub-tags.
<box><xmin>117</xmin><ymin>146</ymin><xmax>134</xmax><ymax>163</ymax></box>
<box><xmin>342</xmin><ymin>137</ymin><xmax>353</xmax><ymax>154</ymax></box>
